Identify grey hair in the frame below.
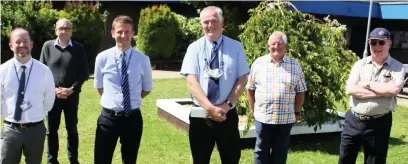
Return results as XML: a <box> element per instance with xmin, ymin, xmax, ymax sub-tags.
<box><xmin>56</xmin><ymin>18</ymin><xmax>73</xmax><ymax>27</ymax></box>
<box><xmin>200</xmin><ymin>6</ymin><xmax>223</xmax><ymax>22</ymax></box>
<box><xmin>268</xmin><ymin>31</ymin><xmax>288</xmax><ymax>45</ymax></box>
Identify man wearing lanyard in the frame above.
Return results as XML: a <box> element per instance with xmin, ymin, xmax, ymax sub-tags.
<box><xmin>93</xmin><ymin>15</ymin><xmax>152</xmax><ymax>163</ymax></box>
<box><xmin>0</xmin><ymin>28</ymin><xmax>56</xmax><ymax>163</ymax></box>
<box><xmin>40</xmin><ymin>18</ymin><xmax>89</xmax><ymax>164</ymax></box>
<box><xmin>180</xmin><ymin>6</ymin><xmax>250</xmax><ymax>164</ymax></box>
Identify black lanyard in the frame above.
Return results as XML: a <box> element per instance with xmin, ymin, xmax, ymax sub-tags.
<box><xmin>13</xmin><ymin>60</ymin><xmax>34</xmax><ymax>96</ymax></box>
<box><xmin>114</xmin><ymin>50</ymin><xmax>133</xmax><ymax>85</ymax></box>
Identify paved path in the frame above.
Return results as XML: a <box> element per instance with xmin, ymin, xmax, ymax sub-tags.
<box><xmin>397</xmin><ymin>96</ymin><xmax>408</xmax><ymax>107</ymax></box>
<box><xmin>152</xmin><ymin>70</ymin><xmax>182</xmax><ymax>79</ymax></box>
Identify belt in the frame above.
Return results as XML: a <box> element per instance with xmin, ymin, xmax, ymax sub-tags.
<box><xmin>103</xmin><ymin>108</ymin><xmax>140</xmax><ymax>117</ymax></box>
<box><xmin>352</xmin><ymin>111</ymin><xmax>390</xmax><ymax>121</ymax></box>
<box><xmin>3</xmin><ymin>120</ymin><xmax>43</xmax><ymax>128</ymax></box>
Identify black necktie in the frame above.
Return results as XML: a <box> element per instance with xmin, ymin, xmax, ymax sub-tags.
<box><xmin>207</xmin><ymin>41</ymin><xmax>220</xmax><ymax>104</ymax></box>
<box><xmin>14</xmin><ymin>65</ymin><xmax>26</xmax><ymax>121</ymax></box>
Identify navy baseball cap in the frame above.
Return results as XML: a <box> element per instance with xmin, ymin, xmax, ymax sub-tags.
<box><xmin>369</xmin><ymin>27</ymin><xmax>390</xmax><ymax>40</ymax></box>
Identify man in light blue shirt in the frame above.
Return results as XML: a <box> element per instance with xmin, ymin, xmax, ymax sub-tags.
<box><xmin>180</xmin><ymin>6</ymin><xmax>250</xmax><ymax>164</ymax></box>
<box><xmin>93</xmin><ymin>15</ymin><xmax>152</xmax><ymax>164</ymax></box>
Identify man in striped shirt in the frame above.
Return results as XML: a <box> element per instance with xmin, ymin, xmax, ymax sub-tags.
<box><xmin>247</xmin><ymin>31</ymin><xmax>307</xmax><ymax>164</ymax></box>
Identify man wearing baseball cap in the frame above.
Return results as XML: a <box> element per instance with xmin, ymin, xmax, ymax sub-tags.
<box><xmin>339</xmin><ymin>27</ymin><xmax>405</xmax><ymax>164</ymax></box>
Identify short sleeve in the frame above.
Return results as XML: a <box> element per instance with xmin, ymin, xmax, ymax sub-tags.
<box><xmin>295</xmin><ymin>64</ymin><xmax>307</xmax><ymax>93</ymax></box>
<box><xmin>94</xmin><ymin>53</ymin><xmax>104</xmax><ymax>88</ymax></box>
<box><xmin>237</xmin><ymin>44</ymin><xmax>250</xmax><ymax>77</ymax></box>
<box><xmin>180</xmin><ymin>44</ymin><xmax>199</xmax><ymax>76</ymax></box>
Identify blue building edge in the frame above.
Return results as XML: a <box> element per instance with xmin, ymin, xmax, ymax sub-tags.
<box><xmin>291</xmin><ymin>1</ymin><xmax>408</xmax><ymax>20</ymax></box>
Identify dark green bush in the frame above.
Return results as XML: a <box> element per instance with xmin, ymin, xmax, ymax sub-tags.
<box><xmin>238</xmin><ymin>1</ymin><xmax>358</xmax><ymax>132</ymax></box>
<box><xmin>0</xmin><ymin>1</ymin><xmax>105</xmax><ymax>65</ymax></box>
<box><xmin>136</xmin><ymin>5</ymin><xmax>179</xmax><ymax>61</ymax></box>
<box><xmin>1</xmin><ymin>1</ymin><xmax>56</xmax><ymax>62</ymax></box>
<box><xmin>173</xmin><ymin>14</ymin><xmax>202</xmax><ymax>59</ymax></box>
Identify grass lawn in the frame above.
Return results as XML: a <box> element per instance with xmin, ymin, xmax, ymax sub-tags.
<box><xmin>46</xmin><ymin>78</ymin><xmax>408</xmax><ymax>164</ymax></box>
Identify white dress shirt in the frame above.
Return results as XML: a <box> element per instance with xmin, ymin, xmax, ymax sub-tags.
<box><xmin>0</xmin><ymin>57</ymin><xmax>55</xmax><ymax>123</ymax></box>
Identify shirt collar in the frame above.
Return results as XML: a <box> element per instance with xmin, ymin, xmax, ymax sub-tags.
<box><xmin>365</xmin><ymin>55</ymin><xmax>392</xmax><ymax>66</ymax></box>
<box><xmin>54</xmin><ymin>39</ymin><xmax>73</xmax><ymax>48</ymax></box>
<box><xmin>205</xmin><ymin>35</ymin><xmax>223</xmax><ymax>49</ymax></box>
<box><xmin>113</xmin><ymin>46</ymin><xmax>133</xmax><ymax>57</ymax></box>
<box><xmin>13</xmin><ymin>57</ymin><xmax>33</xmax><ymax>71</ymax></box>
<box><xmin>266</xmin><ymin>54</ymin><xmax>288</xmax><ymax>63</ymax></box>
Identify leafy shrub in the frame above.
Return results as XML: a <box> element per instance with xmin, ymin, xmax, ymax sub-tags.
<box><xmin>238</xmin><ymin>1</ymin><xmax>358</xmax><ymax>132</ymax></box>
<box><xmin>173</xmin><ymin>14</ymin><xmax>202</xmax><ymax>59</ymax></box>
<box><xmin>136</xmin><ymin>5</ymin><xmax>179</xmax><ymax>60</ymax></box>
<box><xmin>0</xmin><ymin>1</ymin><xmax>105</xmax><ymax>65</ymax></box>
<box><xmin>1</xmin><ymin>1</ymin><xmax>56</xmax><ymax>62</ymax></box>
<box><xmin>59</xmin><ymin>1</ymin><xmax>105</xmax><ymax>67</ymax></box>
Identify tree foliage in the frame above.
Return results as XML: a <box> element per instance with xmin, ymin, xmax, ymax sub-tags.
<box><xmin>136</xmin><ymin>5</ymin><xmax>179</xmax><ymax>60</ymax></box>
<box><xmin>1</xmin><ymin>0</ymin><xmax>56</xmax><ymax>62</ymax></box>
<box><xmin>237</xmin><ymin>1</ymin><xmax>358</xmax><ymax>132</ymax></box>
<box><xmin>173</xmin><ymin>14</ymin><xmax>202</xmax><ymax>59</ymax></box>
<box><xmin>183</xmin><ymin>1</ymin><xmax>258</xmax><ymax>40</ymax></box>
<box><xmin>0</xmin><ymin>1</ymin><xmax>105</xmax><ymax>65</ymax></box>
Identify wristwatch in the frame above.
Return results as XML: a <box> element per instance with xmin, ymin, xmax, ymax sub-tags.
<box><xmin>226</xmin><ymin>100</ymin><xmax>235</xmax><ymax>109</ymax></box>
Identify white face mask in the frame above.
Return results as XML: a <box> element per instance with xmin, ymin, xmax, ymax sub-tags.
<box><xmin>205</xmin><ymin>67</ymin><xmax>223</xmax><ymax>79</ymax></box>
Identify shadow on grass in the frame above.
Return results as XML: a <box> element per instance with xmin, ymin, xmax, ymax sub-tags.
<box><xmin>389</xmin><ymin>135</ymin><xmax>407</xmax><ymax>146</ymax></box>
<box><xmin>240</xmin><ymin>133</ymin><xmax>407</xmax><ymax>155</ymax></box>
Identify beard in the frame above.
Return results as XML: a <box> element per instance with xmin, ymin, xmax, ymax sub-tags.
<box><xmin>15</xmin><ymin>50</ymin><xmax>30</xmax><ymax>58</ymax></box>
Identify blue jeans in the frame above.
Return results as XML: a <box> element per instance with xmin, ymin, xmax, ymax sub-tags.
<box><xmin>254</xmin><ymin>120</ymin><xmax>293</xmax><ymax>164</ymax></box>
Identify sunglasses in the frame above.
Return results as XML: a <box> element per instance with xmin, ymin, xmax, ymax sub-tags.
<box><xmin>369</xmin><ymin>40</ymin><xmax>386</xmax><ymax>46</ymax></box>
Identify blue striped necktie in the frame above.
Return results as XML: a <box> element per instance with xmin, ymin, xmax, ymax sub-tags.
<box><xmin>121</xmin><ymin>53</ymin><xmax>131</xmax><ymax>116</ymax></box>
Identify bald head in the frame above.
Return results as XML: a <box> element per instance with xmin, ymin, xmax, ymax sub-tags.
<box><xmin>9</xmin><ymin>27</ymin><xmax>33</xmax><ymax>62</ymax></box>
<box><xmin>10</xmin><ymin>28</ymin><xmax>31</xmax><ymax>42</ymax></box>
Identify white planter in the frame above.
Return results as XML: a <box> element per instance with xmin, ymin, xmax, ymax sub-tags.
<box><xmin>156</xmin><ymin>99</ymin><xmax>345</xmax><ymax>138</ymax></box>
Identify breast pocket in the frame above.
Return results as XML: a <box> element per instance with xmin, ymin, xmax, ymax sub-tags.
<box><xmin>279</xmin><ymin>72</ymin><xmax>296</xmax><ymax>90</ymax></box>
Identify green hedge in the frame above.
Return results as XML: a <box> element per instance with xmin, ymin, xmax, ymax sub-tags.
<box><xmin>136</xmin><ymin>5</ymin><xmax>179</xmax><ymax>61</ymax></box>
<box><xmin>0</xmin><ymin>1</ymin><xmax>105</xmax><ymax>65</ymax></box>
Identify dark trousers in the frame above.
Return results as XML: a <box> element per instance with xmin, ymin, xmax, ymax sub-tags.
<box><xmin>189</xmin><ymin>108</ymin><xmax>241</xmax><ymax>164</ymax></box>
<box><xmin>254</xmin><ymin>120</ymin><xmax>293</xmax><ymax>164</ymax></box>
<box><xmin>339</xmin><ymin>111</ymin><xmax>392</xmax><ymax>164</ymax></box>
<box><xmin>94</xmin><ymin>108</ymin><xmax>143</xmax><ymax>164</ymax></box>
<box><xmin>47</xmin><ymin>94</ymin><xmax>80</xmax><ymax>164</ymax></box>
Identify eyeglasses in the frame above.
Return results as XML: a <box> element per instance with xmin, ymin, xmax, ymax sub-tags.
<box><xmin>57</xmin><ymin>27</ymin><xmax>72</xmax><ymax>31</ymax></box>
<box><xmin>369</xmin><ymin>40</ymin><xmax>386</xmax><ymax>46</ymax></box>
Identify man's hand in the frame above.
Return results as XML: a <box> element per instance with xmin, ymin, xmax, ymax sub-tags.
<box><xmin>55</xmin><ymin>88</ymin><xmax>67</xmax><ymax>99</ymax></box>
<box><xmin>60</xmin><ymin>87</ymin><xmax>74</xmax><ymax>97</ymax></box>
<box><xmin>250</xmin><ymin>110</ymin><xmax>254</xmax><ymax>119</ymax></box>
<box><xmin>56</xmin><ymin>87</ymin><xmax>73</xmax><ymax>99</ymax></box>
<box><xmin>207</xmin><ymin>104</ymin><xmax>229</xmax><ymax>122</ymax></box>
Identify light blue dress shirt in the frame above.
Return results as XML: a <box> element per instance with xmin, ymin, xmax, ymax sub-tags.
<box><xmin>180</xmin><ymin>35</ymin><xmax>250</xmax><ymax>106</ymax></box>
<box><xmin>94</xmin><ymin>47</ymin><xmax>152</xmax><ymax>111</ymax></box>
